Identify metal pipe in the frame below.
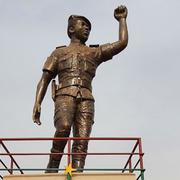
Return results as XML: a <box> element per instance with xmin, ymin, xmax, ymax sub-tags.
<box><xmin>0</xmin><ymin>141</ymin><xmax>23</xmax><ymax>174</ymax></box>
<box><xmin>122</xmin><ymin>140</ymin><xmax>139</xmax><ymax>172</ymax></box>
<box><xmin>0</xmin><ymin>152</ymin><xmax>143</xmax><ymax>156</ymax></box>
<box><xmin>67</xmin><ymin>139</ymin><xmax>71</xmax><ymax>165</ymax></box>
<box><xmin>0</xmin><ymin>159</ymin><xmax>12</xmax><ymax>174</ymax></box>
<box><xmin>0</xmin><ymin>137</ymin><xmax>140</xmax><ymax>141</ymax></box>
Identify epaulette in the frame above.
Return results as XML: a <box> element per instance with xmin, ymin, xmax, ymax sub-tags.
<box><xmin>56</xmin><ymin>45</ymin><xmax>66</xmax><ymax>49</ymax></box>
<box><xmin>89</xmin><ymin>44</ymin><xmax>99</xmax><ymax>48</ymax></box>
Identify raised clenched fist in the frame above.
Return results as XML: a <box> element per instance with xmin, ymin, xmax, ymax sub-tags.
<box><xmin>114</xmin><ymin>5</ymin><xmax>128</xmax><ymax>21</ymax></box>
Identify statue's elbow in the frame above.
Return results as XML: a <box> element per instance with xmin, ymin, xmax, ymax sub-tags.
<box><xmin>112</xmin><ymin>38</ymin><xmax>128</xmax><ymax>55</ymax></box>
<box><xmin>121</xmin><ymin>39</ymin><xmax>128</xmax><ymax>50</ymax></box>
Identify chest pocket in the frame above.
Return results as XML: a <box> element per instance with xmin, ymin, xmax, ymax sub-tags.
<box><xmin>58</xmin><ymin>55</ymin><xmax>72</xmax><ymax>71</ymax></box>
<box><xmin>84</xmin><ymin>58</ymin><xmax>96</xmax><ymax>77</ymax></box>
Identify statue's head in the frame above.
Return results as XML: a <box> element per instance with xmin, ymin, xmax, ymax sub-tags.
<box><xmin>67</xmin><ymin>15</ymin><xmax>91</xmax><ymax>43</ymax></box>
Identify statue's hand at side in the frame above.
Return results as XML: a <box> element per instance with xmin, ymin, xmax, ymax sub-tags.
<box><xmin>114</xmin><ymin>5</ymin><xmax>128</xmax><ymax>21</ymax></box>
<box><xmin>33</xmin><ymin>103</ymin><xmax>42</xmax><ymax>125</ymax></box>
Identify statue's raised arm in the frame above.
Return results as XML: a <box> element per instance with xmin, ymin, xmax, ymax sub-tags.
<box><xmin>111</xmin><ymin>5</ymin><xmax>128</xmax><ymax>55</ymax></box>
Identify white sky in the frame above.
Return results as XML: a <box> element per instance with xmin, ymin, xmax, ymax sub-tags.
<box><xmin>0</xmin><ymin>0</ymin><xmax>180</xmax><ymax>180</ymax></box>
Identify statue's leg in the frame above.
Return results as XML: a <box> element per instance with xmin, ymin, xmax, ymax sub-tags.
<box><xmin>72</xmin><ymin>99</ymin><xmax>94</xmax><ymax>171</ymax></box>
<box><xmin>46</xmin><ymin>95</ymin><xmax>76</xmax><ymax>173</ymax></box>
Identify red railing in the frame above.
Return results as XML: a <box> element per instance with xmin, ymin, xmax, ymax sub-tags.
<box><xmin>0</xmin><ymin>137</ymin><xmax>145</xmax><ymax>180</ymax></box>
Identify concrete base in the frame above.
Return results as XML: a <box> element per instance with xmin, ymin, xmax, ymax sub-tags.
<box><xmin>4</xmin><ymin>173</ymin><xmax>136</xmax><ymax>180</ymax></box>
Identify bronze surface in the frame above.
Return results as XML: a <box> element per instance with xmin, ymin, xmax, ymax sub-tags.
<box><xmin>32</xmin><ymin>5</ymin><xmax>128</xmax><ymax>172</ymax></box>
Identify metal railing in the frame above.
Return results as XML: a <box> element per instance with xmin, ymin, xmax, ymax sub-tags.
<box><xmin>0</xmin><ymin>137</ymin><xmax>145</xmax><ymax>180</ymax></box>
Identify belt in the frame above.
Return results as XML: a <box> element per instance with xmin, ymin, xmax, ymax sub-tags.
<box><xmin>57</xmin><ymin>78</ymin><xmax>92</xmax><ymax>91</ymax></box>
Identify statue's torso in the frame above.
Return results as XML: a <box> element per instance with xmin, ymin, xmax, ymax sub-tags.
<box><xmin>57</xmin><ymin>44</ymin><xmax>98</xmax><ymax>91</ymax></box>
<box><xmin>43</xmin><ymin>43</ymin><xmax>113</xmax><ymax>100</ymax></box>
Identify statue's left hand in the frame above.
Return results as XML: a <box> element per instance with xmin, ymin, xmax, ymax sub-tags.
<box><xmin>114</xmin><ymin>5</ymin><xmax>128</xmax><ymax>21</ymax></box>
<box><xmin>32</xmin><ymin>103</ymin><xmax>42</xmax><ymax>125</ymax></box>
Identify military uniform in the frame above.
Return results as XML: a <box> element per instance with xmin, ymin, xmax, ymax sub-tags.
<box><xmin>43</xmin><ymin>42</ymin><xmax>114</xmax><ymax>172</ymax></box>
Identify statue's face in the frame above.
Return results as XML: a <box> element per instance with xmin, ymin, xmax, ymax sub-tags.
<box><xmin>71</xmin><ymin>19</ymin><xmax>90</xmax><ymax>43</ymax></box>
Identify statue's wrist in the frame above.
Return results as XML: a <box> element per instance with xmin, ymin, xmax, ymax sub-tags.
<box><xmin>118</xmin><ymin>17</ymin><xmax>126</xmax><ymax>22</ymax></box>
<box><xmin>35</xmin><ymin>102</ymin><xmax>41</xmax><ymax>107</ymax></box>
<box><xmin>119</xmin><ymin>17</ymin><xmax>126</xmax><ymax>20</ymax></box>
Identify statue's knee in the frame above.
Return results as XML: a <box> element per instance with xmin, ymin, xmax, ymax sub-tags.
<box><xmin>55</xmin><ymin>121</ymin><xmax>71</xmax><ymax>135</ymax></box>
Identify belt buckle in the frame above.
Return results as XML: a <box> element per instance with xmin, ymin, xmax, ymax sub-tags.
<box><xmin>77</xmin><ymin>77</ymin><xmax>82</xmax><ymax>86</ymax></box>
<box><xmin>72</xmin><ymin>78</ymin><xmax>76</xmax><ymax>85</ymax></box>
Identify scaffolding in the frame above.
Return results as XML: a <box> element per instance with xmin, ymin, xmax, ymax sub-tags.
<box><xmin>0</xmin><ymin>137</ymin><xmax>145</xmax><ymax>180</ymax></box>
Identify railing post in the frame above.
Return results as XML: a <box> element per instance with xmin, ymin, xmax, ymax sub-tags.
<box><xmin>138</xmin><ymin>138</ymin><xmax>144</xmax><ymax>180</ymax></box>
<box><xmin>10</xmin><ymin>158</ymin><xmax>13</xmax><ymax>174</ymax></box>
<box><xmin>129</xmin><ymin>157</ymin><xmax>132</xmax><ymax>173</ymax></box>
<box><xmin>140</xmin><ymin>171</ymin><xmax>145</xmax><ymax>180</ymax></box>
<box><xmin>67</xmin><ymin>138</ymin><xmax>71</xmax><ymax>165</ymax></box>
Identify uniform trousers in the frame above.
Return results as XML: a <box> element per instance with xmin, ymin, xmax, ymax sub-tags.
<box><xmin>46</xmin><ymin>94</ymin><xmax>94</xmax><ymax>172</ymax></box>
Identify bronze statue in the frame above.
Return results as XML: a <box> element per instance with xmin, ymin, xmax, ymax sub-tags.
<box><xmin>32</xmin><ymin>5</ymin><xmax>128</xmax><ymax>173</ymax></box>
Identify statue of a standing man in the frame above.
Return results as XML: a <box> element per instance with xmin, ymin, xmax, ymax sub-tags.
<box><xmin>32</xmin><ymin>6</ymin><xmax>128</xmax><ymax>172</ymax></box>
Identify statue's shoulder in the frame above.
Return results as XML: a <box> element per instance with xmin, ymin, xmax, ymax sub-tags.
<box><xmin>50</xmin><ymin>45</ymin><xmax>67</xmax><ymax>57</ymax></box>
<box><xmin>89</xmin><ymin>44</ymin><xmax>99</xmax><ymax>48</ymax></box>
<box><xmin>54</xmin><ymin>45</ymin><xmax>67</xmax><ymax>55</ymax></box>
<box><xmin>56</xmin><ymin>45</ymin><xmax>67</xmax><ymax>49</ymax></box>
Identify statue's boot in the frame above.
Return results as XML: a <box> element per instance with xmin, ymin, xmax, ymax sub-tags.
<box><xmin>72</xmin><ymin>159</ymin><xmax>85</xmax><ymax>172</ymax></box>
<box><xmin>45</xmin><ymin>149</ymin><xmax>62</xmax><ymax>173</ymax></box>
<box><xmin>72</xmin><ymin>139</ymin><xmax>88</xmax><ymax>172</ymax></box>
<box><xmin>45</xmin><ymin>129</ymin><xmax>70</xmax><ymax>173</ymax></box>
<box><xmin>45</xmin><ymin>157</ymin><xmax>61</xmax><ymax>173</ymax></box>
